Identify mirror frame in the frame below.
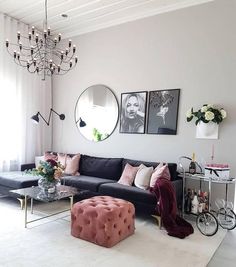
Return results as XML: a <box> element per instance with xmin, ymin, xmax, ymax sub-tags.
<box><xmin>74</xmin><ymin>84</ymin><xmax>119</xmax><ymax>142</ymax></box>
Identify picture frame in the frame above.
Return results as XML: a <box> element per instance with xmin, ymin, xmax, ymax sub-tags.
<box><xmin>147</xmin><ymin>89</ymin><xmax>180</xmax><ymax>135</ymax></box>
<box><xmin>119</xmin><ymin>91</ymin><xmax>147</xmax><ymax>134</ymax></box>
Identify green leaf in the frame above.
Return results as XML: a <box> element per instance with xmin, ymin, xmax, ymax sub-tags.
<box><xmin>187</xmin><ymin>116</ymin><xmax>193</xmax><ymax>122</ymax></box>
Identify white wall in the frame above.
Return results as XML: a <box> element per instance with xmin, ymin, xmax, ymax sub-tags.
<box><xmin>53</xmin><ymin>0</ymin><xmax>236</xmax><ymax>202</ymax></box>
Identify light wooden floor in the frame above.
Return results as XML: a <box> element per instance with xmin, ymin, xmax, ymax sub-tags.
<box><xmin>207</xmin><ymin>229</ymin><xmax>236</xmax><ymax>266</ymax></box>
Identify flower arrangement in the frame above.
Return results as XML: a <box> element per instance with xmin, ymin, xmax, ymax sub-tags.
<box><xmin>29</xmin><ymin>159</ymin><xmax>64</xmax><ymax>182</ymax></box>
<box><xmin>186</xmin><ymin>104</ymin><xmax>227</xmax><ymax>125</ymax></box>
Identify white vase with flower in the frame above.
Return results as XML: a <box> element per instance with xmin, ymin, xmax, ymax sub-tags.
<box><xmin>186</xmin><ymin>104</ymin><xmax>227</xmax><ymax>139</ymax></box>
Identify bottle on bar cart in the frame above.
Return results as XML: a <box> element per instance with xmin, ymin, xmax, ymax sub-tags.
<box><xmin>189</xmin><ymin>152</ymin><xmax>196</xmax><ymax>174</ymax></box>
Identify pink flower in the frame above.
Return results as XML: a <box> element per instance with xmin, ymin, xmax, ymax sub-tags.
<box><xmin>46</xmin><ymin>159</ymin><xmax>57</xmax><ymax>167</ymax></box>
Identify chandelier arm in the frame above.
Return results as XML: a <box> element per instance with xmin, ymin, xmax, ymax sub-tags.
<box><xmin>34</xmin><ymin>46</ymin><xmax>44</xmax><ymax>63</ymax></box>
<box><xmin>59</xmin><ymin>63</ymin><xmax>77</xmax><ymax>72</ymax></box>
<box><xmin>17</xmin><ymin>60</ymin><xmax>29</xmax><ymax>68</ymax></box>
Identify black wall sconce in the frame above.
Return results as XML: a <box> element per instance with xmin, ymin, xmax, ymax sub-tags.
<box><xmin>76</xmin><ymin>117</ymin><xmax>86</xmax><ymax>127</ymax></box>
<box><xmin>31</xmin><ymin>108</ymin><xmax>65</xmax><ymax>126</ymax></box>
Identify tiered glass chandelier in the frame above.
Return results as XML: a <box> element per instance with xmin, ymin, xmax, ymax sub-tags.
<box><xmin>5</xmin><ymin>0</ymin><xmax>78</xmax><ymax>80</ymax></box>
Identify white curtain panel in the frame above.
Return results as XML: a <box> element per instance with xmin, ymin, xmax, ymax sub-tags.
<box><xmin>0</xmin><ymin>13</ymin><xmax>52</xmax><ymax>171</ymax></box>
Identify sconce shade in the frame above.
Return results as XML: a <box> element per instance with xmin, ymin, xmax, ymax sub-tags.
<box><xmin>31</xmin><ymin>108</ymin><xmax>65</xmax><ymax>126</ymax></box>
<box><xmin>76</xmin><ymin>117</ymin><xmax>86</xmax><ymax>127</ymax></box>
<box><xmin>80</xmin><ymin>118</ymin><xmax>86</xmax><ymax>127</ymax></box>
<box><xmin>31</xmin><ymin>113</ymin><xmax>40</xmax><ymax>124</ymax></box>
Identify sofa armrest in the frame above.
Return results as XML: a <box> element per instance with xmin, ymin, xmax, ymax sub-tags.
<box><xmin>21</xmin><ymin>163</ymin><xmax>35</xmax><ymax>171</ymax></box>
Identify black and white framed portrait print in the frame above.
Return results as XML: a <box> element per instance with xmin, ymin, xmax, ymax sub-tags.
<box><xmin>147</xmin><ymin>89</ymin><xmax>180</xmax><ymax>135</ymax></box>
<box><xmin>120</xmin><ymin>91</ymin><xmax>147</xmax><ymax>134</ymax></box>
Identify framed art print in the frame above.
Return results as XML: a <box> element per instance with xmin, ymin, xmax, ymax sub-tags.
<box><xmin>120</xmin><ymin>91</ymin><xmax>147</xmax><ymax>134</ymax></box>
<box><xmin>147</xmin><ymin>89</ymin><xmax>180</xmax><ymax>135</ymax></box>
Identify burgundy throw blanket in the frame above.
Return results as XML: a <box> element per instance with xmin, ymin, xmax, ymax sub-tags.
<box><xmin>150</xmin><ymin>177</ymin><xmax>194</xmax><ymax>239</ymax></box>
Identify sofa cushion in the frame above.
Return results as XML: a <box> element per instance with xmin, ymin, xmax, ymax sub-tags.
<box><xmin>118</xmin><ymin>163</ymin><xmax>139</xmax><ymax>186</ymax></box>
<box><xmin>44</xmin><ymin>151</ymin><xmax>58</xmax><ymax>161</ymax></box>
<box><xmin>58</xmin><ymin>153</ymin><xmax>80</xmax><ymax>176</ymax></box>
<box><xmin>98</xmin><ymin>182</ymin><xmax>157</xmax><ymax>205</ymax></box>
<box><xmin>122</xmin><ymin>158</ymin><xmax>177</xmax><ymax>181</ymax></box>
<box><xmin>79</xmin><ymin>155</ymin><xmax>123</xmax><ymax>181</ymax></box>
<box><xmin>134</xmin><ymin>164</ymin><xmax>153</xmax><ymax>190</ymax></box>
<box><xmin>0</xmin><ymin>171</ymin><xmax>39</xmax><ymax>189</ymax></box>
<box><xmin>35</xmin><ymin>156</ymin><xmax>44</xmax><ymax>168</ymax></box>
<box><xmin>149</xmin><ymin>164</ymin><xmax>171</xmax><ymax>188</ymax></box>
<box><xmin>62</xmin><ymin>175</ymin><xmax>116</xmax><ymax>192</ymax></box>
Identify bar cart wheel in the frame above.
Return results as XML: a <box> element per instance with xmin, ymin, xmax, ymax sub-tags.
<box><xmin>196</xmin><ymin>211</ymin><xmax>218</xmax><ymax>236</ymax></box>
<box><xmin>217</xmin><ymin>208</ymin><xmax>236</xmax><ymax>230</ymax></box>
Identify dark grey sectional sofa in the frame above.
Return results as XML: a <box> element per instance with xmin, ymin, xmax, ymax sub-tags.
<box><xmin>0</xmin><ymin>154</ymin><xmax>183</xmax><ymax>215</ymax></box>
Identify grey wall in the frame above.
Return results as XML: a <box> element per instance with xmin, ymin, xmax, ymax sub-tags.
<box><xmin>53</xmin><ymin>0</ymin><xmax>236</xmax><ymax>202</ymax></box>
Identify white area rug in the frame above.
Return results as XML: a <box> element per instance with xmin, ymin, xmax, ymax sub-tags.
<box><xmin>0</xmin><ymin>198</ymin><xmax>226</xmax><ymax>267</ymax></box>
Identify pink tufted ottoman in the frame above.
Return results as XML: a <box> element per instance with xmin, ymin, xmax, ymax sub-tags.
<box><xmin>71</xmin><ymin>196</ymin><xmax>135</xmax><ymax>247</ymax></box>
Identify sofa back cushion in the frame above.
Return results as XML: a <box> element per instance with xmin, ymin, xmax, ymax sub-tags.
<box><xmin>58</xmin><ymin>153</ymin><xmax>81</xmax><ymax>176</ymax></box>
<box><xmin>149</xmin><ymin>163</ymin><xmax>171</xmax><ymax>188</ymax></box>
<box><xmin>134</xmin><ymin>164</ymin><xmax>154</xmax><ymax>190</ymax></box>
<box><xmin>79</xmin><ymin>155</ymin><xmax>123</xmax><ymax>181</ymax></box>
<box><xmin>122</xmin><ymin>158</ymin><xmax>177</xmax><ymax>181</ymax></box>
<box><xmin>118</xmin><ymin>163</ymin><xmax>139</xmax><ymax>186</ymax></box>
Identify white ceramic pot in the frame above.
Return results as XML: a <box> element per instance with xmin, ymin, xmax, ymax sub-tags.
<box><xmin>196</xmin><ymin>121</ymin><xmax>219</xmax><ymax>139</ymax></box>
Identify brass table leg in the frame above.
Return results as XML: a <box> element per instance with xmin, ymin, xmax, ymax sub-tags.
<box><xmin>31</xmin><ymin>197</ymin><xmax>34</xmax><ymax>214</ymax></box>
<box><xmin>24</xmin><ymin>195</ymin><xmax>28</xmax><ymax>228</ymax></box>
<box><xmin>17</xmin><ymin>198</ymin><xmax>24</xmax><ymax>210</ymax></box>
<box><xmin>69</xmin><ymin>195</ymin><xmax>74</xmax><ymax>210</ymax></box>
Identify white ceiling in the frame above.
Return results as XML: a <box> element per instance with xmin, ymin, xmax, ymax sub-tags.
<box><xmin>0</xmin><ymin>0</ymin><xmax>214</xmax><ymax>39</ymax></box>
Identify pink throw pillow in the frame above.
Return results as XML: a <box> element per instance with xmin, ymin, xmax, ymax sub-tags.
<box><xmin>57</xmin><ymin>153</ymin><xmax>67</xmax><ymax>168</ymax></box>
<box><xmin>44</xmin><ymin>152</ymin><xmax>58</xmax><ymax>161</ymax></box>
<box><xmin>149</xmin><ymin>163</ymin><xmax>171</xmax><ymax>188</ymax></box>
<box><xmin>118</xmin><ymin>163</ymin><xmax>139</xmax><ymax>186</ymax></box>
<box><xmin>64</xmin><ymin>154</ymin><xmax>80</xmax><ymax>176</ymax></box>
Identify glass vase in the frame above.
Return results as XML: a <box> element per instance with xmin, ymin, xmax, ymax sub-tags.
<box><xmin>38</xmin><ymin>176</ymin><xmax>59</xmax><ymax>194</ymax></box>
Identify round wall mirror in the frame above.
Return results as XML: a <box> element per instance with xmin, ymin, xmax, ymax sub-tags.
<box><xmin>75</xmin><ymin>84</ymin><xmax>119</xmax><ymax>142</ymax></box>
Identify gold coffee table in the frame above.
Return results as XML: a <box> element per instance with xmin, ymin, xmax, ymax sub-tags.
<box><xmin>10</xmin><ymin>185</ymin><xmax>79</xmax><ymax>228</ymax></box>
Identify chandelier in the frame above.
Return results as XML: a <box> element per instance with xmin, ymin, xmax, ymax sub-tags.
<box><xmin>5</xmin><ymin>0</ymin><xmax>78</xmax><ymax>80</ymax></box>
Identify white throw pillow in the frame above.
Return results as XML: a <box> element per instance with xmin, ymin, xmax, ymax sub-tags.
<box><xmin>134</xmin><ymin>164</ymin><xmax>154</xmax><ymax>190</ymax></box>
<box><xmin>35</xmin><ymin>156</ymin><xmax>45</xmax><ymax>168</ymax></box>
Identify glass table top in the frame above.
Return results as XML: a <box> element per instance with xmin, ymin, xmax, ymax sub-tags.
<box><xmin>10</xmin><ymin>185</ymin><xmax>78</xmax><ymax>202</ymax></box>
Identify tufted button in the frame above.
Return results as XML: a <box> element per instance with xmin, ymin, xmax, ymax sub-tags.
<box><xmin>118</xmin><ymin>213</ymin><xmax>122</xmax><ymax>218</ymax></box>
<box><xmin>128</xmin><ymin>225</ymin><xmax>130</xmax><ymax>229</ymax></box>
<box><xmin>124</xmin><ymin>218</ymin><xmax>127</xmax><ymax>223</ymax></box>
<box><xmin>77</xmin><ymin>208</ymin><xmax>83</xmax><ymax>214</ymax></box>
<box><xmin>113</xmin><ymin>224</ymin><xmax>117</xmax><ymax>229</ymax></box>
<box><xmin>118</xmin><ymin>230</ymin><xmax>122</xmax><ymax>235</ymax></box>
<box><xmin>84</xmin><ymin>219</ymin><xmax>90</xmax><ymax>225</ymax></box>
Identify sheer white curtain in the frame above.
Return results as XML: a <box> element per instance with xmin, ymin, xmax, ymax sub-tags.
<box><xmin>0</xmin><ymin>13</ymin><xmax>52</xmax><ymax>171</ymax></box>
